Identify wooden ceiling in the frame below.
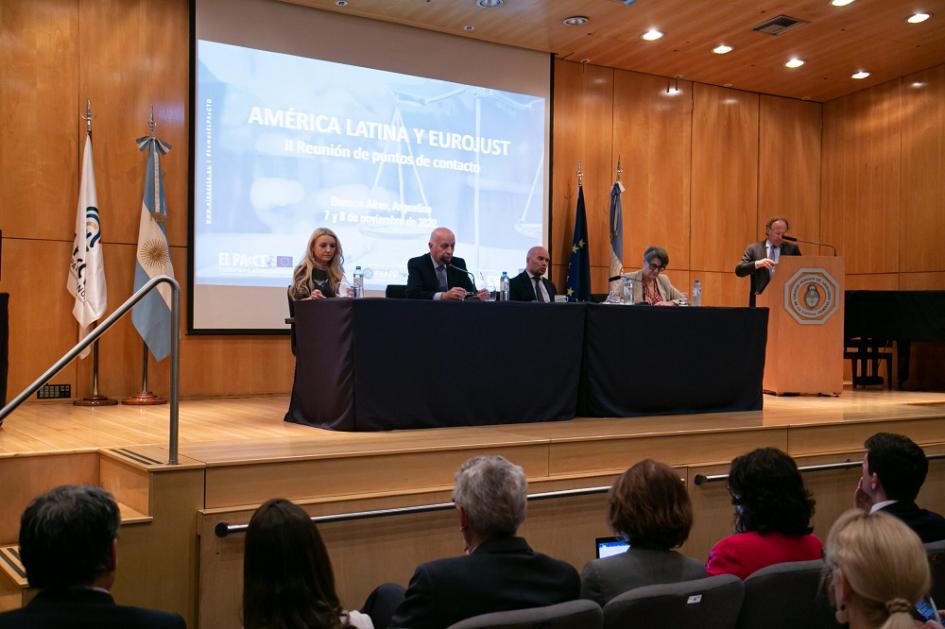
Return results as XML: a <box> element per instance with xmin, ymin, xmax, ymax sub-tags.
<box><xmin>281</xmin><ymin>0</ymin><xmax>945</xmax><ymax>101</ymax></box>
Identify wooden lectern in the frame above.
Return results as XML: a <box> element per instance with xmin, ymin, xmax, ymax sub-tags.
<box><xmin>756</xmin><ymin>256</ymin><xmax>845</xmax><ymax>395</ymax></box>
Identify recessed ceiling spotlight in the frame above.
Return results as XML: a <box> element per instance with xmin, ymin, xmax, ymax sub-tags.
<box><xmin>713</xmin><ymin>44</ymin><xmax>733</xmax><ymax>54</ymax></box>
<box><xmin>911</xmin><ymin>81</ymin><xmax>927</xmax><ymax>88</ymax></box>
<box><xmin>477</xmin><ymin>0</ymin><xmax>503</xmax><ymax>7</ymax></box>
<box><xmin>642</xmin><ymin>28</ymin><xmax>664</xmax><ymax>41</ymax></box>
<box><xmin>723</xmin><ymin>83</ymin><xmax>733</xmax><ymax>87</ymax></box>
<box><xmin>851</xmin><ymin>70</ymin><xmax>870</xmax><ymax>79</ymax></box>
<box><xmin>563</xmin><ymin>15</ymin><xmax>589</xmax><ymax>26</ymax></box>
<box><xmin>785</xmin><ymin>57</ymin><xmax>805</xmax><ymax>68</ymax></box>
<box><xmin>907</xmin><ymin>12</ymin><xmax>931</xmax><ymax>23</ymax></box>
<box><xmin>830</xmin><ymin>0</ymin><xmax>855</xmax><ymax>6</ymax></box>
<box><xmin>335</xmin><ymin>0</ymin><xmax>348</xmax><ymax>6</ymax></box>
<box><xmin>463</xmin><ymin>24</ymin><xmax>476</xmax><ymax>31</ymax></box>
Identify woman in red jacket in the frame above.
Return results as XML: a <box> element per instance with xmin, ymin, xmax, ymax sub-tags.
<box><xmin>706</xmin><ymin>447</ymin><xmax>823</xmax><ymax>579</ymax></box>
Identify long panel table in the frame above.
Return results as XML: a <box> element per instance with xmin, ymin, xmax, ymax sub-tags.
<box><xmin>285</xmin><ymin>300</ymin><xmax>768</xmax><ymax>431</ymax></box>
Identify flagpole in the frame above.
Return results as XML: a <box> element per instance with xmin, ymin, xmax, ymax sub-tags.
<box><xmin>73</xmin><ymin>99</ymin><xmax>118</xmax><ymax>407</ymax></box>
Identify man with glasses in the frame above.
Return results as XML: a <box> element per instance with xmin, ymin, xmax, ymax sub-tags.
<box><xmin>735</xmin><ymin>217</ymin><xmax>801</xmax><ymax>307</ymax></box>
<box><xmin>624</xmin><ymin>246</ymin><xmax>686</xmax><ymax>306</ymax></box>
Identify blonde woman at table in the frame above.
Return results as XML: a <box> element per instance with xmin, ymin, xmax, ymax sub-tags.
<box><xmin>289</xmin><ymin>227</ymin><xmax>347</xmax><ymax>300</ymax></box>
<box><xmin>624</xmin><ymin>246</ymin><xmax>686</xmax><ymax>306</ymax></box>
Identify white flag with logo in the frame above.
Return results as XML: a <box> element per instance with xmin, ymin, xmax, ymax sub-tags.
<box><xmin>66</xmin><ymin>133</ymin><xmax>107</xmax><ymax>359</ymax></box>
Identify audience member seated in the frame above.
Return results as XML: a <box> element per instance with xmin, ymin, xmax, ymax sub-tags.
<box><xmin>706</xmin><ymin>447</ymin><xmax>823</xmax><ymax>579</ymax></box>
<box><xmin>243</xmin><ymin>498</ymin><xmax>372</xmax><ymax>629</ymax></box>
<box><xmin>624</xmin><ymin>246</ymin><xmax>686</xmax><ymax>306</ymax></box>
<box><xmin>384</xmin><ymin>455</ymin><xmax>580</xmax><ymax>629</ymax></box>
<box><xmin>0</xmin><ymin>485</ymin><xmax>185</xmax><ymax>629</ymax></box>
<box><xmin>825</xmin><ymin>509</ymin><xmax>944</xmax><ymax>629</ymax></box>
<box><xmin>289</xmin><ymin>227</ymin><xmax>347</xmax><ymax>301</ymax></box>
<box><xmin>855</xmin><ymin>432</ymin><xmax>945</xmax><ymax>543</ymax></box>
<box><xmin>580</xmin><ymin>459</ymin><xmax>706</xmax><ymax>605</ymax></box>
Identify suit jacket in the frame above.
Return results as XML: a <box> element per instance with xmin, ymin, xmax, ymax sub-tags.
<box><xmin>406</xmin><ymin>254</ymin><xmax>476</xmax><ymax>300</ymax></box>
<box><xmin>880</xmin><ymin>501</ymin><xmax>945</xmax><ymax>543</ymax></box>
<box><xmin>509</xmin><ymin>271</ymin><xmax>557</xmax><ymax>302</ymax></box>
<box><xmin>706</xmin><ymin>531</ymin><xmax>823</xmax><ymax>580</ymax></box>
<box><xmin>580</xmin><ymin>548</ymin><xmax>707</xmax><ymax>606</ymax></box>
<box><xmin>735</xmin><ymin>241</ymin><xmax>802</xmax><ymax>307</ymax></box>
<box><xmin>390</xmin><ymin>536</ymin><xmax>580</xmax><ymax>629</ymax></box>
<box><xmin>625</xmin><ymin>270</ymin><xmax>685</xmax><ymax>304</ymax></box>
<box><xmin>0</xmin><ymin>588</ymin><xmax>186</xmax><ymax>629</ymax></box>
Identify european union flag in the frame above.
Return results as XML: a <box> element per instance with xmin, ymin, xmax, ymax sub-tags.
<box><xmin>565</xmin><ymin>186</ymin><xmax>591</xmax><ymax>302</ymax></box>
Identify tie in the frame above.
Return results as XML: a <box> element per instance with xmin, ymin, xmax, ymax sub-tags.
<box><xmin>436</xmin><ymin>265</ymin><xmax>448</xmax><ymax>292</ymax></box>
<box><xmin>769</xmin><ymin>246</ymin><xmax>779</xmax><ymax>276</ymax></box>
<box><xmin>532</xmin><ymin>276</ymin><xmax>545</xmax><ymax>302</ymax></box>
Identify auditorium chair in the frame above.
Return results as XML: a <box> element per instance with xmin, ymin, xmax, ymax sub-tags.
<box><xmin>446</xmin><ymin>599</ymin><xmax>603</xmax><ymax>629</ymax></box>
<box><xmin>385</xmin><ymin>284</ymin><xmax>407</xmax><ymax>299</ymax></box>
<box><xmin>602</xmin><ymin>574</ymin><xmax>744</xmax><ymax>629</ymax></box>
<box><xmin>736</xmin><ymin>559</ymin><xmax>840</xmax><ymax>629</ymax></box>
<box><xmin>928</xmin><ymin>540</ymin><xmax>945</xmax><ymax>607</ymax></box>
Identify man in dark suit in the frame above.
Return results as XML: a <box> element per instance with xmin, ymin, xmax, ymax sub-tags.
<box><xmin>509</xmin><ymin>246</ymin><xmax>557</xmax><ymax>302</ymax></box>
<box><xmin>855</xmin><ymin>432</ymin><xmax>945</xmax><ymax>543</ymax></box>
<box><xmin>735</xmin><ymin>217</ymin><xmax>802</xmax><ymax>307</ymax></box>
<box><xmin>0</xmin><ymin>485</ymin><xmax>186</xmax><ymax>629</ymax></box>
<box><xmin>387</xmin><ymin>456</ymin><xmax>580</xmax><ymax>629</ymax></box>
<box><xmin>406</xmin><ymin>227</ymin><xmax>488</xmax><ymax>300</ymax></box>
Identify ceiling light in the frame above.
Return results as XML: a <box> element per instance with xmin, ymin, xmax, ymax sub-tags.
<box><xmin>642</xmin><ymin>28</ymin><xmax>664</xmax><ymax>41</ymax></box>
<box><xmin>851</xmin><ymin>70</ymin><xmax>870</xmax><ymax>79</ymax></box>
<box><xmin>335</xmin><ymin>0</ymin><xmax>348</xmax><ymax>6</ymax></box>
<box><xmin>907</xmin><ymin>12</ymin><xmax>931</xmax><ymax>23</ymax></box>
<box><xmin>911</xmin><ymin>81</ymin><xmax>927</xmax><ymax>88</ymax></box>
<box><xmin>563</xmin><ymin>15</ymin><xmax>589</xmax><ymax>26</ymax></box>
<box><xmin>463</xmin><ymin>24</ymin><xmax>475</xmax><ymax>31</ymax></box>
<box><xmin>830</xmin><ymin>0</ymin><xmax>855</xmax><ymax>6</ymax></box>
<box><xmin>477</xmin><ymin>0</ymin><xmax>503</xmax><ymax>7</ymax></box>
<box><xmin>713</xmin><ymin>44</ymin><xmax>733</xmax><ymax>54</ymax></box>
<box><xmin>785</xmin><ymin>57</ymin><xmax>805</xmax><ymax>68</ymax></box>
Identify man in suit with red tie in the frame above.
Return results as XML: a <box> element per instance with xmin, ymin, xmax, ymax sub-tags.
<box><xmin>735</xmin><ymin>217</ymin><xmax>802</xmax><ymax>307</ymax></box>
<box><xmin>509</xmin><ymin>246</ymin><xmax>557</xmax><ymax>302</ymax></box>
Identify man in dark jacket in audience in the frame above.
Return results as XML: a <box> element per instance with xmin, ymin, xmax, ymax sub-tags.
<box><xmin>387</xmin><ymin>455</ymin><xmax>580</xmax><ymax>629</ymax></box>
<box><xmin>855</xmin><ymin>432</ymin><xmax>945</xmax><ymax>543</ymax></box>
<box><xmin>0</xmin><ymin>485</ymin><xmax>185</xmax><ymax>629</ymax></box>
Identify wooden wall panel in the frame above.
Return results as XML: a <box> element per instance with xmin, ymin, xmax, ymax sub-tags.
<box><xmin>698</xmin><ymin>271</ymin><xmax>744</xmax><ymax>308</ymax></box>
<box><xmin>690</xmin><ymin>85</ymin><xmax>759</xmax><ymax>273</ymax></box>
<box><xmin>900</xmin><ymin>272</ymin><xmax>945</xmax><ymax>290</ymax></box>
<box><xmin>845</xmin><ymin>274</ymin><xmax>900</xmax><ymax>290</ymax></box>
<box><xmin>821</xmin><ymin>80</ymin><xmax>902</xmax><ymax>274</ymax></box>
<box><xmin>613</xmin><ymin>71</ymin><xmax>692</xmax><ymax>272</ymax></box>
<box><xmin>758</xmin><ymin>96</ymin><xmax>823</xmax><ymax>249</ymax></box>
<box><xmin>0</xmin><ymin>0</ymin><xmax>79</xmax><ymax>242</ymax></box>
<box><xmin>899</xmin><ymin>65</ymin><xmax>945</xmax><ymax>273</ymax></box>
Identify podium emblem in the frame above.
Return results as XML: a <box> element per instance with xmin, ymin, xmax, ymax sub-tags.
<box><xmin>783</xmin><ymin>268</ymin><xmax>840</xmax><ymax>325</ymax></box>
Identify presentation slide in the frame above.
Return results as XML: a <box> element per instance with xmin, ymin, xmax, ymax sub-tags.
<box><xmin>193</xmin><ymin>39</ymin><xmax>547</xmax><ymax>328</ymax></box>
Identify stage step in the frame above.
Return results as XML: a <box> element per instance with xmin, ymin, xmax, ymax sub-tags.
<box><xmin>0</xmin><ymin>546</ymin><xmax>26</xmax><ymax>590</ymax></box>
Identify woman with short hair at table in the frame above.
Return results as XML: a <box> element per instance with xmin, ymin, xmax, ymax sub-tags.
<box><xmin>825</xmin><ymin>509</ymin><xmax>943</xmax><ymax>629</ymax></box>
<box><xmin>706</xmin><ymin>447</ymin><xmax>823</xmax><ymax>579</ymax></box>
<box><xmin>624</xmin><ymin>246</ymin><xmax>686</xmax><ymax>306</ymax></box>
<box><xmin>580</xmin><ymin>459</ymin><xmax>706</xmax><ymax>605</ymax></box>
<box><xmin>289</xmin><ymin>227</ymin><xmax>347</xmax><ymax>300</ymax></box>
<box><xmin>243</xmin><ymin>498</ymin><xmax>372</xmax><ymax>629</ymax></box>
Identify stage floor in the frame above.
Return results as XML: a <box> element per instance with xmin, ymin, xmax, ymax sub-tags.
<box><xmin>2</xmin><ymin>388</ymin><xmax>944</xmax><ymax>464</ymax></box>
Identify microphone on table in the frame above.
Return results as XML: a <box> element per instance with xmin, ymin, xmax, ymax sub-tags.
<box><xmin>781</xmin><ymin>235</ymin><xmax>837</xmax><ymax>256</ymax></box>
<box><xmin>448</xmin><ymin>262</ymin><xmax>481</xmax><ymax>301</ymax></box>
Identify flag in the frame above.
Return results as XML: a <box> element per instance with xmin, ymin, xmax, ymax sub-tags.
<box><xmin>66</xmin><ymin>132</ymin><xmax>107</xmax><ymax>359</ymax></box>
<box><xmin>607</xmin><ymin>181</ymin><xmax>624</xmax><ymax>298</ymax></box>
<box><xmin>565</xmin><ymin>185</ymin><xmax>591</xmax><ymax>302</ymax></box>
<box><xmin>131</xmin><ymin>134</ymin><xmax>175</xmax><ymax>361</ymax></box>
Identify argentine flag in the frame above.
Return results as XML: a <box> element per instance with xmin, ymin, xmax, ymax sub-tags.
<box><xmin>132</xmin><ymin>135</ymin><xmax>175</xmax><ymax>361</ymax></box>
<box><xmin>66</xmin><ymin>132</ymin><xmax>107</xmax><ymax>359</ymax></box>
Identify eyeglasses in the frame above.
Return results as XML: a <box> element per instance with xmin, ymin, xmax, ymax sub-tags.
<box><xmin>647</xmin><ymin>263</ymin><xmax>665</xmax><ymax>272</ymax></box>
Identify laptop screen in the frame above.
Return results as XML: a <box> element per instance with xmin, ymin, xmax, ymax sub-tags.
<box><xmin>596</xmin><ymin>536</ymin><xmax>630</xmax><ymax>559</ymax></box>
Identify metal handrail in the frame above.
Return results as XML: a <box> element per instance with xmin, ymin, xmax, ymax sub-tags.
<box><xmin>693</xmin><ymin>453</ymin><xmax>945</xmax><ymax>485</ymax></box>
<box><xmin>214</xmin><ymin>484</ymin><xmax>613</xmax><ymax>538</ymax></box>
<box><xmin>0</xmin><ymin>275</ymin><xmax>181</xmax><ymax>464</ymax></box>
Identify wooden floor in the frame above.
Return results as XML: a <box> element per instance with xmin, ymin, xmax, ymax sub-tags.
<box><xmin>2</xmin><ymin>388</ymin><xmax>945</xmax><ymax>465</ymax></box>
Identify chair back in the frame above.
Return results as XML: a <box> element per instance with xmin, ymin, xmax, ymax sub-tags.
<box><xmin>736</xmin><ymin>559</ymin><xmax>840</xmax><ymax>629</ymax></box>
<box><xmin>385</xmin><ymin>284</ymin><xmax>407</xmax><ymax>299</ymax></box>
<box><xmin>602</xmin><ymin>574</ymin><xmax>743</xmax><ymax>629</ymax></box>
<box><xmin>928</xmin><ymin>540</ymin><xmax>945</xmax><ymax>606</ymax></box>
<box><xmin>447</xmin><ymin>599</ymin><xmax>603</xmax><ymax>629</ymax></box>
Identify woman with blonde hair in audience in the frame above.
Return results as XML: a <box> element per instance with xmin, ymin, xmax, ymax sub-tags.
<box><xmin>289</xmin><ymin>227</ymin><xmax>347</xmax><ymax>300</ymax></box>
<box><xmin>706</xmin><ymin>447</ymin><xmax>823</xmax><ymax>579</ymax></box>
<box><xmin>581</xmin><ymin>459</ymin><xmax>706</xmax><ymax>605</ymax></box>
<box><xmin>826</xmin><ymin>508</ymin><xmax>943</xmax><ymax>629</ymax></box>
<box><xmin>243</xmin><ymin>498</ymin><xmax>372</xmax><ymax>629</ymax></box>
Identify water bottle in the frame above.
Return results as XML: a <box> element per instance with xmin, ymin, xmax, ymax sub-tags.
<box><xmin>622</xmin><ymin>276</ymin><xmax>634</xmax><ymax>305</ymax></box>
<box><xmin>353</xmin><ymin>266</ymin><xmax>363</xmax><ymax>299</ymax></box>
<box><xmin>499</xmin><ymin>271</ymin><xmax>510</xmax><ymax>302</ymax></box>
<box><xmin>692</xmin><ymin>278</ymin><xmax>702</xmax><ymax>307</ymax></box>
